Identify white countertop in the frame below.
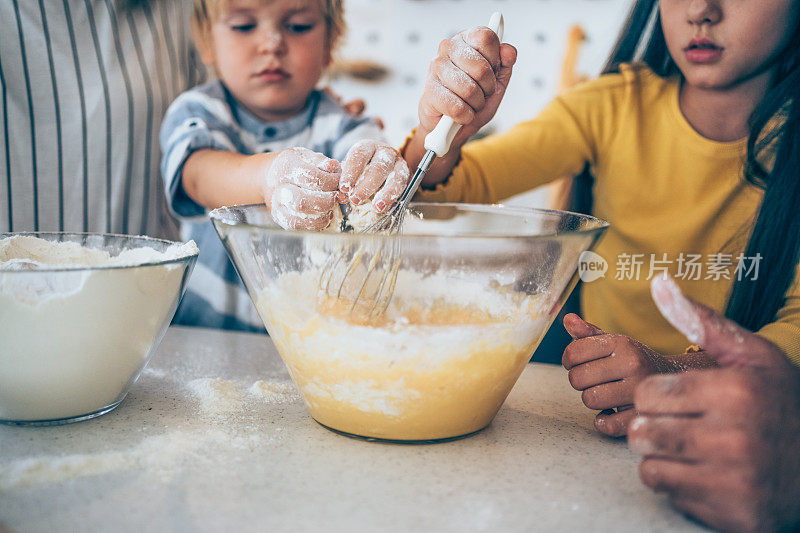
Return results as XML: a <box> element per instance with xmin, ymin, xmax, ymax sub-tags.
<box><xmin>0</xmin><ymin>326</ymin><xmax>705</xmax><ymax>532</ymax></box>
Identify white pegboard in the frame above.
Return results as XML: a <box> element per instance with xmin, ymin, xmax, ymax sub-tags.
<box><xmin>328</xmin><ymin>0</ymin><xmax>634</xmax><ymax>149</ymax></box>
<box><xmin>327</xmin><ymin>0</ymin><xmax>635</xmax><ymax>207</ymax></box>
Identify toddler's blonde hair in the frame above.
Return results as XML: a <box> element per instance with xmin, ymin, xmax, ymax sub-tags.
<box><xmin>192</xmin><ymin>0</ymin><xmax>346</xmax><ymax>54</ymax></box>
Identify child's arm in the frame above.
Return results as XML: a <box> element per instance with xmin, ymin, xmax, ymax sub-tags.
<box><xmin>159</xmin><ymin>88</ymin><xmax>343</xmax><ymax>231</ymax></box>
<box><xmin>181</xmin><ymin>150</ymin><xmax>273</xmax><ymax>209</ymax></box>
<box><xmin>403</xmin><ymin>25</ymin><xmax>517</xmax><ymax>187</ymax></box>
<box><xmin>182</xmin><ymin>147</ymin><xmax>342</xmax><ymax>231</ymax></box>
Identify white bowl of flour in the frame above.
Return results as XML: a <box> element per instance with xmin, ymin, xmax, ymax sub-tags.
<box><xmin>0</xmin><ymin>233</ymin><xmax>198</xmax><ymax>425</ymax></box>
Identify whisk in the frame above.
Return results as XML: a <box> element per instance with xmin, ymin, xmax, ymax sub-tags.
<box><xmin>320</xmin><ymin>13</ymin><xmax>505</xmax><ymax>317</ymax></box>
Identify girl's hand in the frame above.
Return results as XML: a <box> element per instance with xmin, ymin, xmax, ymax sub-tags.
<box><xmin>263</xmin><ymin>147</ymin><xmax>342</xmax><ymax>231</ymax></box>
<box><xmin>419</xmin><ymin>26</ymin><xmax>517</xmax><ymax>140</ymax></box>
<box><xmin>340</xmin><ymin>140</ymin><xmax>410</xmax><ymax>213</ymax></box>
<box><xmin>562</xmin><ymin>314</ymin><xmax>672</xmax><ymax>437</ymax></box>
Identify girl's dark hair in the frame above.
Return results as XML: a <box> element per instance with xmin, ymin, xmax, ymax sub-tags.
<box><xmin>599</xmin><ymin>0</ymin><xmax>800</xmax><ymax>333</ymax></box>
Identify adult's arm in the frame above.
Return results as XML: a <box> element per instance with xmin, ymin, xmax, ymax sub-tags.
<box><xmin>629</xmin><ymin>275</ymin><xmax>800</xmax><ymax>532</ymax></box>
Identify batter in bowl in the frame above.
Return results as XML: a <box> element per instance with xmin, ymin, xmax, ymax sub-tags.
<box><xmin>256</xmin><ymin>269</ymin><xmax>550</xmax><ymax>441</ymax></box>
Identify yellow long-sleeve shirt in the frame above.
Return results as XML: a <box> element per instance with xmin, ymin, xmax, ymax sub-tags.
<box><xmin>415</xmin><ymin>63</ymin><xmax>800</xmax><ymax>365</ymax></box>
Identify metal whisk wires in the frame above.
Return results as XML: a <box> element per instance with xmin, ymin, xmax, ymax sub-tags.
<box><xmin>319</xmin><ymin>12</ymin><xmax>504</xmax><ymax>318</ymax></box>
<box><xmin>319</xmin><ymin>150</ymin><xmax>435</xmax><ymax>318</ymax></box>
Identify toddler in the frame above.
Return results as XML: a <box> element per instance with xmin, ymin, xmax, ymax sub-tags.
<box><xmin>160</xmin><ymin>0</ymin><xmax>408</xmax><ymax>331</ymax></box>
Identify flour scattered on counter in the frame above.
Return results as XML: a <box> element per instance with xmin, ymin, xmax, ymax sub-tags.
<box><xmin>187</xmin><ymin>377</ymin><xmax>299</xmax><ymax>416</ymax></box>
<box><xmin>1</xmin><ymin>431</ymin><xmax>199</xmax><ymax>489</ymax></box>
<box><xmin>187</xmin><ymin>377</ymin><xmax>245</xmax><ymax>416</ymax></box>
<box><xmin>1</xmin><ymin>449</ymin><xmax>134</xmax><ymax>489</ymax></box>
<box><xmin>248</xmin><ymin>380</ymin><xmax>299</xmax><ymax>404</ymax></box>
<box><xmin>0</xmin><ymin>428</ymin><xmax>269</xmax><ymax>489</ymax></box>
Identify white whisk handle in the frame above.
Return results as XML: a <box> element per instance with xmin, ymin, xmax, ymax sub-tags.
<box><xmin>423</xmin><ymin>12</ymin><xmax>504</xmax><ymax>157</ymax></box>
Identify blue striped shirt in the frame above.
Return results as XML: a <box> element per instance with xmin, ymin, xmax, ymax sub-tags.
<box><xmin>160</xmin><ymin>80</ymin><xmax>383</xmax><ymax>331</ymax></box>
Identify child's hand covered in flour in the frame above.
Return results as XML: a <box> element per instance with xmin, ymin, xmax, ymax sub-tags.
<box><xmin>263</xmin><ymin>147</ymin><xmax>343</xmax><ymax>231</ymax></box>
<box><xmin>561</xmin><ymin>316</ymin><xmax>670</xmax><ymax>437</ymax></box>
<box><xmin>419</xmin><ymin>25</ymin><xmax>516</xmax><ymax>141</ymax></box>
<box><xmin>340</xmin><ymin>140</ymin><xmax>410</xmax><ymax>213</ymax></box>
<box><xmin>561</xmin><ymin>276</ymin><xmax>719</xmax><ymax>437</ymax></box>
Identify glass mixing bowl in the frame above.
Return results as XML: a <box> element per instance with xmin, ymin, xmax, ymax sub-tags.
<box><xmin>0</xmin><ymin>233</ymin><xmax>197</xmax><ymax>425</ymax></box>
<box><xmin>211</xmin><ymin>203</ymin><xmax>608</xmax><ymax>442</ymax></box>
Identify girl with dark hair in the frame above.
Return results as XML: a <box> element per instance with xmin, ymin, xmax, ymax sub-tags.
<box><xmin>400</xmin><ymin>0</ymin><xmax>800</xmax><ymax>436</ymax></box>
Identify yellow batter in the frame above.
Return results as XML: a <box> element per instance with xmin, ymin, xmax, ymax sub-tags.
<box><xmin>256</xmin><ymin>270</ymin><xmax>549</xmax><ymax>441</ymax></box>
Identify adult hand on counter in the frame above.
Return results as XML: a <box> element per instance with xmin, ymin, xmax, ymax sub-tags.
<box><xmin>629</xmin><ymin>274</ymin><xmax>800</xmax><ymax>533</ymax></box>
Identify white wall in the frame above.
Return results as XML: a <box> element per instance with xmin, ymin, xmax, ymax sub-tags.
<box><xmin>327</xmin><ymin>0</ymin><xmax>634</xmax><ymax>207</ymax></box>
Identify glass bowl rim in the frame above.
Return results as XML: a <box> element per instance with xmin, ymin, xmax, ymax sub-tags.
<box><xmin>210</xmin><ymin>202</ymin><xmax>610</xmax><ymax>241</ymax></box>
<box><xmin>0</xmin><ymin>231</ymin><xmax>198</xmax><ymax>273</ymax></box>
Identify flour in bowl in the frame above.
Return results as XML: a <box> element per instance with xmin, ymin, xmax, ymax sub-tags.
<box><xmin>0</xmin><ymin>235</ymin><xmax>197</xmax><ymax>422</ymax></box>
